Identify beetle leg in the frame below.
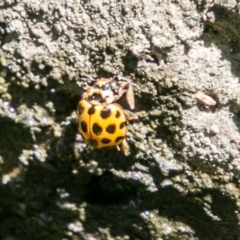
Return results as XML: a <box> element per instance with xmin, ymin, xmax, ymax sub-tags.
<box><xmin>124</xmin><ymin>110</ymin><xmax>138</xmax><ymax>121</ymax></box>
<box><xmin>113</xmin><ymin>82</ymin><xmax>128</xmax><ymax>101</ymax></box>
<box><xmin>113</xmin><ymin>82</ymin><xmax>135</xmax><ymax>110</ymax></box>
<box><xmin>126</xmin><ymin>82</ymin><xmax>135</xmax><ymax>110</ymax></box>
<box><xmin>116</xmin><ymin>145</ymin><xmax>121</xmax><ymax>151</ymax></box>
<box><xmin>120</xmin><ymin>139</ymin><xmax>130</xmax><ymax>156</ymax></box>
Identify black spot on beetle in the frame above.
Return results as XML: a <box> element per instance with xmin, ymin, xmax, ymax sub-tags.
<box><xmin>100</xmin><ymin>108</ymin><xmax>111</xmax><ymax>119</ymax></box>
<box><xmin>92</xmin><ymin>123</ymin><xmax>102</xmax><ymax>135</ymax></box>
<box><xmin>101</xmin><ymin>138</ymin><xmax>111</xmax><ymax>144</ymax></box>
<box><xmin>106</xmin><ymin>124</ymin><xmax>116</xmax><ymax>134</ymax></box>
<box><xmin>88</xmin><ymin>106</ymin><xmax>95</xmax><ymax>115</ymax></box>
<box><xmin>115</xmin><ymin>110</ymin><xmax>121</xmax><ymax>118</ymax></box>
<box><xmin>80</xmin><ymin>121</ymin><xmax>87</xmax><ymax>133</ymax></box>
<box><xmin>119</xmin><ymin>121</ymin><xmax>127</xmax><ymax>129</ymax></box>
<box><xmin>77</xmin><ymin>104</ymin><xmax>84</xmax><ymax>115</ymax></box>
<box><xmin>115</xmin><ymin>136</ymin><xmax>124</xmax><ymax>143</ymax></box>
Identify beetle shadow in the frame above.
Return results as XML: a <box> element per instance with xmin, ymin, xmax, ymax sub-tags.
<box><xmin>52</xmin><ymin>157</ymin><xmax>240</xmax><ymax>240</ymax></box>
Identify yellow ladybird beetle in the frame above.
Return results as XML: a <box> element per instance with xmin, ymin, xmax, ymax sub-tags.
<box><xmin>76</xmin><ymin>77</ymin><xmax>137</xmax><ymax>155</ymax></box>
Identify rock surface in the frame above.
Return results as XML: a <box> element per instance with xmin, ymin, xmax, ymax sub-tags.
<box><xmin>1</xmin><ymin>0</ymin><xmax>240</xmax><ymax>239</ymax></box>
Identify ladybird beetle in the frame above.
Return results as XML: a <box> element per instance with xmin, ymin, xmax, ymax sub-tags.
<box><xmin>76</xmin><ymin>77</ymin><xmax>137</xmax><ymax>155</ymax></box>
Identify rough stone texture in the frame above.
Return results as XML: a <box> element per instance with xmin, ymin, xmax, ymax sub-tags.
<box><xmin>1</xmin><ymin>0</ymin><xmax>240</xmax><ymax>239</ymax></box>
